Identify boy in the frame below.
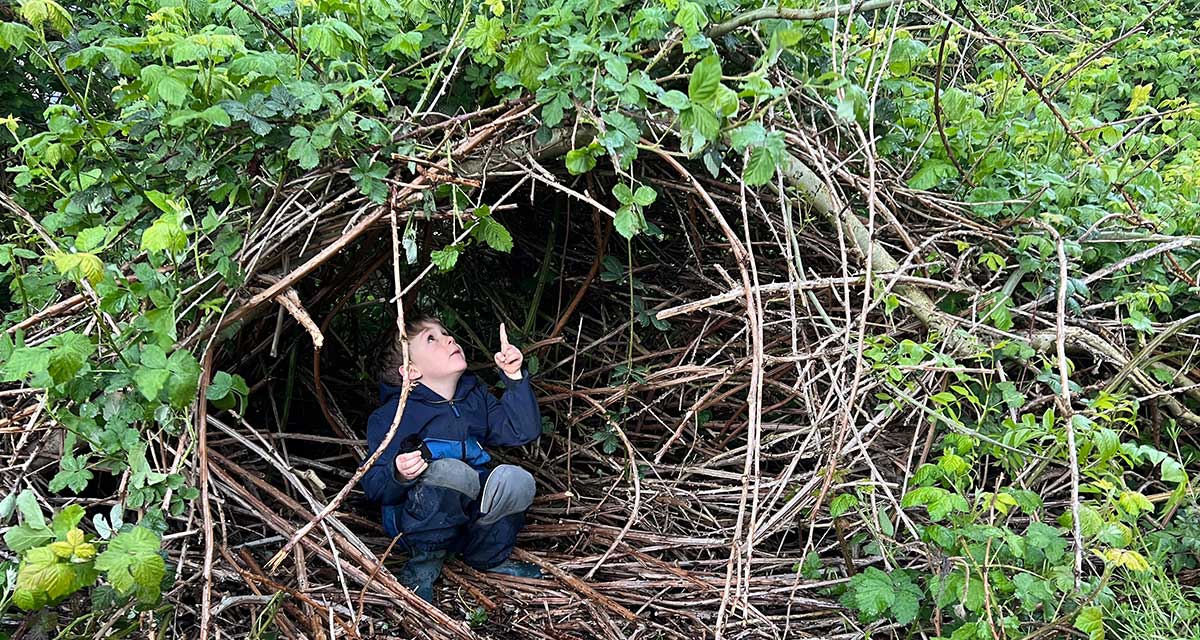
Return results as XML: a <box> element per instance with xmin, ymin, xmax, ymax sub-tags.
<box><xmin>361</xmin><ymin>315</ymin><xmax>542</xmax><ymax>602</ymax></box>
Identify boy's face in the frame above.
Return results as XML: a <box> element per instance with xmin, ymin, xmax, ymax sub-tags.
<box><xmin>406</xmin><ymin>321</ymin><xmax>467</xmax><ymax>381</ymax></box>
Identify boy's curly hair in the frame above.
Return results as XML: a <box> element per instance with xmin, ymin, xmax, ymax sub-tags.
<box><xmin>376</xmin><ymin>313</ymin><xmax>441</xmax><ymax>387</ymax></box>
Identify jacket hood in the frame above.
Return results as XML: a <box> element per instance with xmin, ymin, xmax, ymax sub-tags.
<box><xmin>378</xmin><ymin>372</ymin><xmax>480</xmax><ymax>404</ymax></box>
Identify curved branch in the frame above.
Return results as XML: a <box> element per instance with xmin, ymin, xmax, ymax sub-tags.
<box><xmin>708</xmin><ymin>0</ymin><xmax>904</xmax><ymax>38</ymax></box>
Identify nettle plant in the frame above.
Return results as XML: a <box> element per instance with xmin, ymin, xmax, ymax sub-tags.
<box><xmin>835</xmin><ymin>336</ymin><xmax>1190</xmax><ymax>638</ymax></box>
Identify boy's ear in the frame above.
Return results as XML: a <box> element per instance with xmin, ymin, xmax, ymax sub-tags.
<box><xmin>401</xmin><ymin>363</ymin><xmax>423</xmax><ymax>381</ymax></box>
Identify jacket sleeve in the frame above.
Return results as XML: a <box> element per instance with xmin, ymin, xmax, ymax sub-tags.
<box><xmin>360</xmin><ymin>401</ymin><xmax>419</xmax><ymax>505</ymax></box>
<box><xmin>481</xmin><ymin>368</ymin><xmax>542</xmax><ymax>447</ymax></box>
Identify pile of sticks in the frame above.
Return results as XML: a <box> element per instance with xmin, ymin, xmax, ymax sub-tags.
<box><xmin>4</xmin><ymin>85</ymin><xmax>1199</xmax><ymax>639</ymax></box>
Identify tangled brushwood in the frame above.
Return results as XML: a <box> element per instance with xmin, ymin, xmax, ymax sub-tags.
<box><xmin>2</xmin><ymin>0</ymin><xmax>1200</xmax><ymax>638</ymax></box>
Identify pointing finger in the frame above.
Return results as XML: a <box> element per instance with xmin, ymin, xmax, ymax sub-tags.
<box><xmin>499</xmin><ymin>323</ymin><xmax>509</xmax><ymax>350</ymax></box>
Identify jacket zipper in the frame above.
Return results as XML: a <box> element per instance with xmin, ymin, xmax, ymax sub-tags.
<box><xmin>449</xmin><ymin>400</ymin><xmax>466</xmax><ymax>460</ymax></box>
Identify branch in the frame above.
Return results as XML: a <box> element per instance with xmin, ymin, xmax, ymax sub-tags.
<box><xmin>708</xmin><ymin>0</ymin><xmax>904</xmax><ymax>38</ymax></box>
<box><xmin>779</xmin><ymin>151</ymin><xmax>1200</xmax><ymax>430</ymax></box>
<box><xmin>273</xmin><ymin>288</ymin><xmax>323</xmax><ymax>349</ymax></box>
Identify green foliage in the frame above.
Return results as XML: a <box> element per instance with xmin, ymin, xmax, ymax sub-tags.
<box><xmin>1105</xmin><ymin>566</ymin><xmax>1200</xmax><ymax>640</ymax></box>
<box><xmin>843</xmin><ymin>567</ymin><xmax>923</xmax><ymax>625</ymax></box>
<box><xmin>3</xmin><ymin>490</ymin><xmax>165</xmax><ymax>610</ymax></box>
<box><xmin>844</xmin><ymin>321</ymin><xmax>1194</xmax><ymax>634</ymax></box>
<box><xmin>206</xmin><ymin>370</ymin><xmax>249</xmax><ymax>412</ymax></box>
<box><xmin>93</xmin><ymin>526</ymin><xmax>166</xmax><ymax>603</ymax></box>
<box><xmin>0</xmin><ymin>0</ymin><xmax>1197</xmax><ymax>629</ymax></box>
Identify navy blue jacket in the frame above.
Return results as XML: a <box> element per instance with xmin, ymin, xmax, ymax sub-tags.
<box><xmin>361</xmin><ymin>369</ymin><xmax>541</xmax><ymax>506</ymax></box>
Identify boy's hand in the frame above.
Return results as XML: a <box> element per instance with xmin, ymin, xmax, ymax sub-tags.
<box><xmin>395</xmin><ymin>450</ymin><xmax>427</xmax><ymax>480</ymax></box>
<box><xmin>494</xmin><ymin>323</ymin><xmax>523</xmax><ymax>380</ymax></box>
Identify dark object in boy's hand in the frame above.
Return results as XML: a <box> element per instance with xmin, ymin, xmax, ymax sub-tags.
<box><xmin>400</xmin><ymin>435</ymin><xmax>433</xmax><ymax>463</ymax></box>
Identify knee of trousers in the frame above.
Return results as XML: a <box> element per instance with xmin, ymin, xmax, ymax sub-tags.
<box><xmin>420</xmin><ymin>458</ymin><xmax>480</xmax><ymax>499</ymax></box>
<box><xmin>477</xmin><ymin>464</ymin><xmax>535</xmax><ymax>526</ymax></box>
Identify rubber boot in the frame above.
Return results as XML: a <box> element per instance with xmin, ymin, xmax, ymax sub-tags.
<box><xmin>485</xmin><ymin>558</ymin><xmax>542</xmax><ymax>579</ymax></box>
<box><xmin>398</xmin><ymin>549</ymin><xmax>447</xmax><ymax>602</ymax></box>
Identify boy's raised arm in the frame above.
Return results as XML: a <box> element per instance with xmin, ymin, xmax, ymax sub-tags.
<box><xmin>484</xmin><ymin>324</ymin><xmax>542</xmax><ymax>446</ymax></box>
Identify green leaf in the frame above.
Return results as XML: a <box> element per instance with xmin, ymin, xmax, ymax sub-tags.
<box><xmin>166</xmin><ymin>349</ymin><xmax>201</xmax><ymax>408</ymax></box>
<box><xmin>197</xmin><ymin>105</ymin><xmax>231</xmax><ymax>126</ymax></box>
<box><xmin>304</xmin><ymin>21</ymin><xmax>344</xmax><ymax>57</ymax></box>
<box><xmin>743</xmin><ymin>147</ymin><xmax>776</xmax><ymax>185</ymax></box>
<box><xmin>49</xmin><ymin>252</ymin><xmax>104</xmax><ymax>284</ymax></box>
<box><xmin>541</xmin><ymin>95</ymin><xmax>565</xmax><ymax>128</ymax></box>
<box><xmin>382</xmin><ymin>31</ymin><xmax>423</xmax><ymax>59</ymax></box>
<box><xmin>688</xmin><ymin>55</ymin><xmax>721</xmax><ymax>106</ymax></box>
<box><xmin>144</xmin><ymin>190</ymin><xmax>179</xmax><ymax>214</ymax></box>
<box><xmin>614</xmin><ymin>205</ymin><xmax>645</xmax><ymax>239</ymax></box>
<box><xmin>75</xmin><ymin>226</ymin><xmax>108</xmax><ymax>252</ymax></box>
<box><xmin>674</xmin><ymin>1</ymin><xmax>708</xmax><ymax>36</ymax></box>
<box><xmin>983</xmin><ymin>291</ymin><xmax>1014</xmax><ymax>331</ymax></box>
<box><xmin>165</xmin><ymin>109</ymin><xmax>200</xmax><ymax>127</ymax></box>
<box><xmin>207</xmin><ymin>371</ymin><xmax>234</xmax><ymax>401</ymax></box>
<box><xmin>847</xmin><ymin>567</ymin><xmax>894</xmax><ymax>616</ymax></box>
<box><xmin>688</xmin><ymin>104</ymin><xmax>720</xmax><ymax>140</ymax></box>
<box><xmin>565</xmin><ymin>147</ymin><xmax>597</xmax><ymax>175</ymax></box>
<box><xmin>658</xmin><ymin>90</ymin><xmax>689</xmax><ymax>111</ymax></box>
<box><xmin>1074</xmin><ymin>606</ymin><xmax>1104</xmax><ymax>640</ymax></box>
<box><xmin>633</xmin><ymin>185</ymin><xmax>656</xmax><ymax>207</ymax></box>
<box><xmin>49</xmin><ymin>505</ymin><xmax>85</xmax><ymax>538</ymax></box>
<box><xmin>830</xmin><ymin>493</ymin><xmax>859</xmax><ymax>518</ymax></box>
<box><xmin>472</xmin><ymin>216</ymin><xmax>513</xmax><ymax>253</ymax></box>
<box><xmin>94</xmin><ymin>526</ymin><xmax>164</xmax><ymax>602</ymax></box>
<box><xmin>50</xmin><ymin>455</ymin><xmax>93</xmax><ymax>494</ymax></box>
<box><xmin>4</xmin><ymin>523</ymin><xmax>54</xmax><ymax>553</ymax></box>
<box><xmin>604</xmin><ymin>56</ymin><xmax>628</xmax><ymax>83</ymax></box>
<box><xmin>1127</xmin><ymin>84</ymin><xmax>1152</xmax><ymax>113</ymax></box>
<box><xmin>463</xmin><ymin>15</ymin><xmax>505</xmax><ymax>58</ymax></box>
<box><xmin>504</xmin><ymin>39</ymin><xmax>548</xmax><ymax>90</ymax></box>
<box><xmin>49</xmin><ymin>528</ymin><xmax>95</xmax><ymax>562</ymax></box>
<box><xmin>17</xmin><ymin>547</ymin><xmax>74</xmax><ymax>600</ymax></box>
<box><xmin>140</xmin><ymin>344</ymin><xmax>168</xmax><ymax>369</ymax></box>
<box><xmin>16</xmin><ymin>489</ymin><xmax>45</xmax><ymax>529</ymax></box>
<box><xmin>601</xmin><ymin>111</ymin><xmax>641</xmax><ymax>151</ymax></box>
<box><xmin>134</xmin><ymin>367</ymin><xmax>171</xmax><ymax>401</ymax></box>
<box><xmin>287</xmin><ymin>137</ymin><xmax>320</xmax><ymax>170</ymax></box>
<box><xmin>729</xmin><ymin>123</ymin><xmax>766</xmax><ymax>151</ymax></box>
<box><xmin>19</xmin><ymin>0</ymin><xmax>72</xmax><ymax>33</ymax></box>
<box><xmin>1161</xmin><ymin>456</ymin><xmax>1187</xmax><ymax>484</ymax></box>
<box><xmin>1025</xmin><ymin>521</ymin><xmax>1067</xmax><ymax>564</ymax></box>
<box><xmin>1100</xmin><ymin>547</ymin><xmax>1150</xmax><ymax>573</ymax></box>
<box><xmin>967</xmin><ymin>187</ymin><xmax>1008</xmax><ymax>217</ymax></box>
<box><xmin>907</xmin><ymin>159</ymin><xmax>957</xmax><ymax>190</ymax></box>
<box><xmin>1</xmin><ymin>492</ymin><xmax>17</xmax><ymax>519</ymax></box>
<box><xmin>2</xmin><ymin>346</ymin><xmax>50</xmax><ymax>381</ymax></box>
<box><xmin>1116</xmin><ymin>490</ymin><xmax>1153</xmax><ymax>518</ymax></box>
<box><xmin>130</xmin><ymin>552</ymin><xmax>165</xmax><ymax>593</ymax></box>
<box><xmin>901</xmin><ymin>486</ymin><xmax>969</xmax><ymax>521</ymax></box>
<box><xmin>613</xmin><ymin>184</ymin><xmax>635</xmax><ymax>205</ymax></box>
<box><xmin>836</xmin><ymin>95</ymin><xmax>857</xmax><ymax>122</ymax></box>
<box><xmin>714</xmin><ymin>85</ymin><xmax>739</xmax><ymax>117</ymax></box>
<box><xmin>430</xmin><ymin>246</ymin><xmax>460</xmax><ymax>272</ymax></box>
<box><xmin>0</xmin><ymin>21</ymin><xmax>35</xmax><ymax>50</ymax></box>
<box><xmin>145</xmin><ymin>306</ymin><xmax>177</xmax><ymax>347</ymax></box>
<box><xmin>890</xmin><ymin>572</ymin><xmax>923</xmax><ymax>625</ymax></box>
<box><xmin>46</xmin><ymin>331</ymin><xmax>93</xmax><ymax>384</ymax></box>
<box><xmin>155</xmin><ymin>73</ymin><xmax>190</xmax><ymax>107</ymax></box>
<box><xmin>141</xmin><ymin>212</ymin><xmax>188</xmax><ymax>255</ymax></box>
